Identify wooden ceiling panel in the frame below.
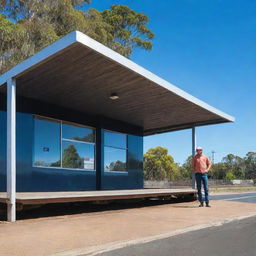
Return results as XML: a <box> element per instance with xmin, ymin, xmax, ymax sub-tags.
<box><xmin>13</xmin><ymin>43</ymin><xmax>228</xmax><ymax>135</ymax></box>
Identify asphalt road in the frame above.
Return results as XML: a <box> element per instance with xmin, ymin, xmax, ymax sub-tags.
<box><xmin>95</xmin><ymin>193</ymin><xmax>256</xmax><ymax>256</ymax></box>
<box><xmin>210</xmin><ymin>192</ymin><xmax>256</xmax><ymax>204</ymax></box>
<box><xmin>96</xmin><ymin>216</ymin><xmax>256</xmax><ymax>256</ymax></box>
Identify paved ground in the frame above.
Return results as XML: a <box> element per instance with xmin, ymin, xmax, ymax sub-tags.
<box><xmin>0</xmin><ymin>192</ymin><xmax>255</xmax><ymax>256</ymax></box>
<box><xmin>94</xmin><ymin>192</ymin><xmax>256</xmax><ymax>256</ymax></box>
<box><xmin>97</xmin><ymin>216</ymin><xmax>256</xmax><ymax>256</ymax></box>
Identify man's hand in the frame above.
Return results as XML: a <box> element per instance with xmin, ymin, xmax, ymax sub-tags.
<box><xmin>206</xmin><ymin>166</ymin><xmax>212</xmax><ymax>173</ymax></box>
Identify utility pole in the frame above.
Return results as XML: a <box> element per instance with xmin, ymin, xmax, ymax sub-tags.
<box><xmin>211</xmin><ymin>151</ymin><xmax>216</xmax><ymax>164</ymax></box>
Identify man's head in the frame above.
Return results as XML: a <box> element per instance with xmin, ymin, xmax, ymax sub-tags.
<box><xmin>196</xmin><ymin>146</ymin><xmax>203</xmax><ymax>155</ymax></box>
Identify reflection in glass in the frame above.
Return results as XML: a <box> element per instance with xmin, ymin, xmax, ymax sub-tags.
<box><xmin>62</xmin><ymin>141</ymin><xmax>84</xmax><ymax>169</ymax></box>
<box><xmin>34</xmin><ymin>116</ymin><xmax>96</xmax><ymax>170</ymax></box>
<box><xmin>84</xmin><ymin>144</ymin><xmax>95</xmax><ymax>170</ymax></box>
<box><xmin>62</xmin><ymin>123</ymin><xmax>95</xmax><ymax>143</ymax></box>
<box><xmin>34</xmin><ymin>118</ymin><xmax>61</xmax><ymax>167</ymax></box>
<box><xmin>104</xmin><ymin>146</ymin><xmax>127</xmax><ymax>172</ymax></box>
<box><xmin>62</xmin><ymin>141</ymin><xmax>95</xmax><ymax>170</ymax></box>
<box><xmin>104</xmin><ymin>131</ymin><xmax>127</xmax><ymax>149</ymax></box>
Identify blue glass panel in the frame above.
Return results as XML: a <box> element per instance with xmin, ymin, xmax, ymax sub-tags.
<box><xmin>62</xmin><ymin>123</ymin><xmax>95</xmax><ymax>143</ymax></box>
<box><xmin>62</xmin><ymin>141</ymin><xmax>95</xmax><ymax>170</ymax></box>
<box><xmin>104</xmin><ymin>131</ymin><xmax>127</xmax><ymax>149</ymax></box>
<box><xmin>104</xmin><ymin>146</ymin><xmax>127</xmax><ymax>172</ymax></box>
<box><xmin>34</xmin><ymin>118</ymin><xmax>61</xmax><ymax>167</ymax></box>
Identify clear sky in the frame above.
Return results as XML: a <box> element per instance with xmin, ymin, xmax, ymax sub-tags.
<box><xmin>88</xmin><ymin>0</ymin><xmax>256</xmax><ymax>164</ymax></box>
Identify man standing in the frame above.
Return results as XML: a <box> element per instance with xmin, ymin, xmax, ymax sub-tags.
<box><xmin>192</xmin><ymin>147</ymin><xmax>212</xmax><ymax>207</ymax></box>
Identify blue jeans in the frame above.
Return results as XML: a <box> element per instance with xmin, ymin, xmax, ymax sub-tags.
<box><xmin>195</xmin><ymin>173</ymin><xmax>209</xmax><ymax>203</ymax></box>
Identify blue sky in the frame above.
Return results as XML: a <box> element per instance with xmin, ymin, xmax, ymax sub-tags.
<box><xmin>87</xmin><ymin>0</ymin><xmax>256</xmax><ymax>164</ymax></box>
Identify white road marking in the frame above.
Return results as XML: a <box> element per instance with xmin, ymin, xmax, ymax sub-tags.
<box><xmin>222</xmin><ymin>195</ymin><xmax>256</xmax><ymax>201</ymax></box>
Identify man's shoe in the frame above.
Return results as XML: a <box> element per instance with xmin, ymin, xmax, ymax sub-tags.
<box><xmin>206</xmin><ymin>202</ymin><xmax>211</xmax><ymax>207</ymax></box>
<box><xmin>199</xmin><ymin>202</ymin><xmax>204</xmax><ymax>207</ymax></box>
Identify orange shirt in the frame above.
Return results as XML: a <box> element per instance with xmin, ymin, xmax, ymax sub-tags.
<box><xmin>192</xmin><ymin>154</ymin><xmax>211</xmax><ymax>173</ymax></box>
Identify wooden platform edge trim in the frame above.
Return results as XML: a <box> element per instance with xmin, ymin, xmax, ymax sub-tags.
<box><xmin>15</xmin><ymin>191</ymin><xmax>196</xmax><ymax>205</ymax></box>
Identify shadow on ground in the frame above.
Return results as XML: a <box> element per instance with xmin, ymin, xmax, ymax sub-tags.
<box><xmin>0</xmin><ymin>197</ymin><xmax>196</xmax><ymax>221</ymax></box>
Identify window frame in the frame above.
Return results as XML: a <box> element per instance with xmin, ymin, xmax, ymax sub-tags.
<box><xmin>104</xmin><ymin>129</ymin><xmax>128</xmax><ymax>173</ymax></box>
<box><xmin>33</xmin><ymin>115</ymin><xmax>96</xmax><ymax>171</ymax></box>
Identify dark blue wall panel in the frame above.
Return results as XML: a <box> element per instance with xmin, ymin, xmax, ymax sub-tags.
<box><xmin>101</xmin><ymin>134</ymin><xmax>143</xmax><ymax>190</ymax></box>
<box><xmin>0</xmin><ymin>111</ymin><xmax>143</xmax><ymax>192</ymax></box>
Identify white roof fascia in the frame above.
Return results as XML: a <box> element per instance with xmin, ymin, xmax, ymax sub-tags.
<box><xmin>0</xmin><ymin>30</ymin><xmax>235</xmax><ymax>122</ymax></box>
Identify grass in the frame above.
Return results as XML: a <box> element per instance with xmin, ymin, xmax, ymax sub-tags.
<box><xmin>210</xmin><ymin>186</ymin><xmax>256</xmax><ymax>193</ymax></box>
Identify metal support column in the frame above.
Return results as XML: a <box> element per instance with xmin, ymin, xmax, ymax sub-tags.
<box><xmin>192</xmin><ymin>126</ymin><xmax>196</xmax><ymax>189</ymax></box>
<box><xmin>96</xmin><ymin>127</ymin><xmax>104</xmax><ymax>190</ymax></box>
<box><xmin>7</xmin><ymin>78</ymin><xmax>16</xmax><ymax>222</ymax></box>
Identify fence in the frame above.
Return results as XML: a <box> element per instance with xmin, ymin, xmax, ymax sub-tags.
<box><xmin>144</xmin><ymin>179</ymin><xmax>255</xmax><ymax>189</ymax></box>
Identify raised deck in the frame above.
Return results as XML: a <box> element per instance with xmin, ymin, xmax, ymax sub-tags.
<box><xmin>0</xmin><ymin>189</ymin><xmax>196</xmax><ymax>205</ymax></box>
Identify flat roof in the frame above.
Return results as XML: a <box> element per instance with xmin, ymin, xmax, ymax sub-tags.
<box><xmin>0</xmin><ymin>31</ymin><xmax>234</xmax><ymax>135</ymax></box>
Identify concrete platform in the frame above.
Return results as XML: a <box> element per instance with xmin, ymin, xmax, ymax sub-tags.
<box><xmin>0</xmin><ymin>188</ymin><xmax>196</xmax><ymax>205</ymax></box>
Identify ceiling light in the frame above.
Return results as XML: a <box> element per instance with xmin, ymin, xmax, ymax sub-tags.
<box><xmin>109</xmin><ymin>93</ymin><xmax>119</xmax><ymax>100</ymax></box>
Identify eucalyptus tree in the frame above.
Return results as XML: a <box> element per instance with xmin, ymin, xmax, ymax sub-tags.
<box><xmin>0</xmin><ymin>1</ymin><xmax>154</xmax><ymax>74</ymax></box>
<box><xmin>144</xmin><ymin>147</ymin><xmax>180</xmax><ymax>181</ymax></box>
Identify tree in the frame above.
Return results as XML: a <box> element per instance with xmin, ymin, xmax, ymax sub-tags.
<box><xmin>73</xmin><ymin>132</ymin><xmax>95</xmax><ymax>143</ymax></box>
<box><xmin>0</xmin><ymin>1</ymin><xmax>154</xmax><ymax>74</ymax></box>
<box><xmin>101</xmin><ymin>5</ymin><xmax>154</xmax><ymax>57</ymax></box>
<box><xmin>108</xmin><ymin>160</ymin><xmax>126</xmax><ymax>172</ymax></box>
<box><xmin>222</xmin><ymin>154</ymin><xmax>246</xmax><ymax>179</ymax></box>
<box><xmin>225</xmin><ymin>171</ymin><xmax>235</xmax><ymax>180</ymax></box>
<box><xmin>0</xmin><ymin>14</ymin><xmax>30</xmax><ymax>73</ymax></box>
<box><xmin>179</xmin><ymin>155</ymin><xmax>193</xmax><ymax>180</ymax></box>
<box><xmin>0</xmin><ymin>0</ymin><xmax>91</xmax><ymax>21</ymax></box>
<box><xmin>210</xmin><ymin>162</ymin><xmax>229</xmax><ymax>179</ymax></box>
<box><xmin>62</xmin><ymin>144</ymin><xmax>83</xmax><ymax>168</ymax></box>
<box><xmin>144</xmin><ymin>147</ymin><xmax>180</xmax><ymax>181</ymax></box>
<box><xmin>244</xmin><ymin>152</ymin><xmax>256</xmax><ymax>179</ymax></box>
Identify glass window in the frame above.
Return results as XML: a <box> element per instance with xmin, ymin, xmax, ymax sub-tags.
<box><xmin>62</xmin><ymin>141</ymin><xmax>95</xmax><ymax>170</ymax></box>
<box><xmin>104</xmin><ymin>147</ymin><xmax>126</xmax><ymax>172</ymax></box>
<box><xmin>34</xmin><ymin>118</ymin><xmax>61</xmax><ymax>167</ymax></box>
<box><xmin>62</xmin><ymin>122</ymin><xmax>95</xmax><ymax>170</ymax></box>
<box><xmin>62</xmin><ymin>123</ymin><xmax>95</xmax><ymax>143</ymax></box>
<box><xmin>83</xmin><ymin>144</ymin><xmax>95</xmax><ymax>170</ymax></box>
<box><xmin>104</xmin><ymin>131</ymin><xmax>127</xmax><ymax>172</ymax></box>
<box><xmin>33</xmin><ymin>116</ymin><xmax>95</xmax><ymax>170</ymax></box>
<box><xmin>104</xmin><ymin>131</ymin><xmax>127</xmax><ymax>149</ymax></box>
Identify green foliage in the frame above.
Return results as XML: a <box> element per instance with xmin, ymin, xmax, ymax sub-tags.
<box><xmin>108</xmin><ymin>160</ymin><xmax>126</xmax><ymax>172</ymax></box>
<box><xmin>225</xmin><ymin>171</ymin><xmax>236</xmax><ymax>181</ymax></box>
<box><xmin>244</xmin><ymin>152</ymin><xmax>256</xmax><ymax>179</ymax></box>
<box><xmin>72</xmin><ymin>132</ymin><xmax>95</xmax><ymax>143</ymax></box>
<box><xmin>209</xmin><ymin>152</ymin><xmax>256</xmax><ymax>180</ymax></box>
<box><xmin>0</xmin><ymin>14</ymin><xmax>29</xmax><ymax>73</ymax></box>
<box><xmin>179</xmin><ymin>155</ymin><xmax>193</xmax><ymax>180</ymax></box>
<box><xmin>62</xmin><ymin>144</ymin><xmax>83</xmax><ymax>168</ymax></box>
<box><xmin>0</xmin><ymin>1</ymin><xmax>154</xmax><ymax>74</ymax></box>
<box><xmin>144</xmin><ymin>147</ymin><xmax>179</xmax><ymax>181</ymax></box>
<box><xmin>144</xmin><ymin>149</ymin><xmax>256</xmax><ymax>182</ymax></box>
<box><xmin>0</xmin><ymin>0</ymin><xmax>91</xmax><ymax>20</ymax></box>
<box><xmin>101</xmin><ymin>5</ymin><xmax>154</xmax><ymax>57</ymax></box>
<box><xmin>210</xmin><ymin>162</ymin><xmax>229</xmax><ymax>179</ymax></box>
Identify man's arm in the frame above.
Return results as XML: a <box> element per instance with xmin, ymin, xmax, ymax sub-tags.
<box><xmin>206</xmin><ymin>157</ymin><xmax>212</xmax><ymax>172</ymax></box>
